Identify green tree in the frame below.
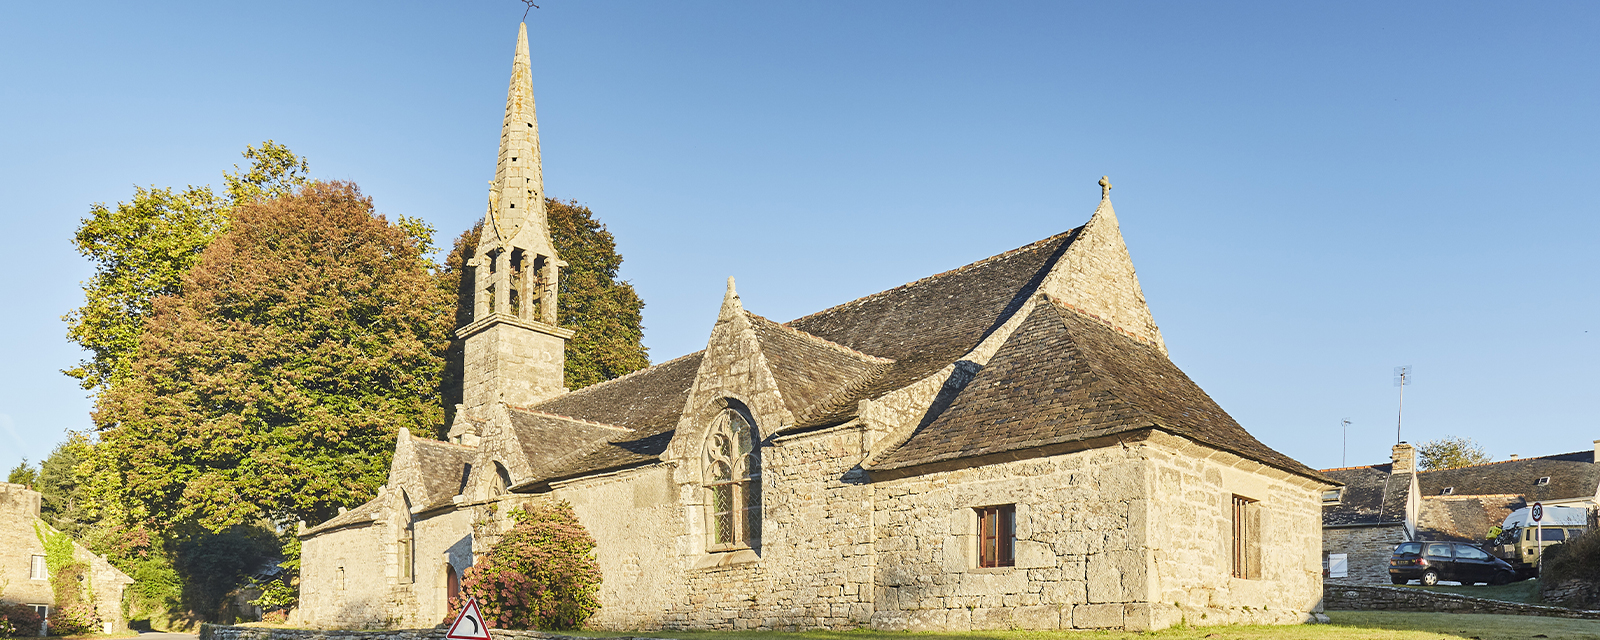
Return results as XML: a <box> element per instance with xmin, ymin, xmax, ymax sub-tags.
<box><xmin>1417</xmin><ymin>436</ymin><xmax>1493</xmax><ymax>471</ymax></box>
<box><xmin>7</xmin><ymin>458</ymin><xmax>38</xmax><ymax>487</ymax></box>
<box><xmin>439</xmin><ymin>199</ymin><xmax>648</xmax><ymax>417</ymax></box>
<box><xmin>64</xmin><ymin>142</ymin><xmax>308</xmax><ymax>392</ymax></box>
<box><xmin>36</xmin><ymin>435</ymin><xmax>93</xmax><ymax>535</ymax></box>
<box><xmin>93</xmin><ymin>182</ymin><xmax>453</xmax><ymax>530</ymax></box>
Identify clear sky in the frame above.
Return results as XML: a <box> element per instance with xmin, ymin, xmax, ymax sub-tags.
<box><xmin>1</xmin><ymin>2</ymin><xmax>1596</xmax><ymax>478</ymax></box>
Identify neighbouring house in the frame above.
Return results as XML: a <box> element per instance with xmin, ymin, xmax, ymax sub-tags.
<box><xmin>295</xmin><ymin>22</ymin><xmax>1334</xmax><ymax>632</ymax></box>
<box><xmin>1320</xmin><ymin>440</ymin><xmax>1600</xmax><ymax>584</ymax></box>
<box><xmin>0</xmin><ymin>483</ymin><xmax>134</xmax><ymax>635</ymax></box>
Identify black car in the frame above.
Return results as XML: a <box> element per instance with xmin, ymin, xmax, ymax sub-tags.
<box><xmin>1389</xmin><ymin>541</ymin><xmax>1517</xmax><ymax>586</ymax></box>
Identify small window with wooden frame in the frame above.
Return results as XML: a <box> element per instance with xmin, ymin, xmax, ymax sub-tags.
<box><xmin>1230</xmin><ymin>494</ymin><xmax>1261</xmax><ymax>579</ymax></box>
<box><xmin>976</xmin><ymin>505</ymin><xmax>1015</xmax><ymax>568</ymax></box>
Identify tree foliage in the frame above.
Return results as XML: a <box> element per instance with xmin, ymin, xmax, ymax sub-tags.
<box><xmin>93</xmin><ymin>182</ymin><xmax>453</xmax><ymax>530</ymax></box>
<box><xmin>6</xmin><ymin>458</ymin><xmax>37</xmax><ymax>487</ymax></box>
<box><xmin>36</xmin><ymin>435</ymin><xmax>93</xmax><ymax>536</ymax></box>
<box><xmin>64</xmin><ymin>142</ymin><xmax>308</xmax><ymax>392</ymax></box>
<box><xmin>453</xmin><ymin>502</ymin><xmax>601</xmax><ymax>630</ymax></box>
<box><xmin>1417</xmin><ymin>436</ymin><xmax>1493</xmax><ymax>471</ymax></box>
<box><xmin>440</xmin><ymin>198</ymin><xmax>648</xmax><ymax>417</ymax></box>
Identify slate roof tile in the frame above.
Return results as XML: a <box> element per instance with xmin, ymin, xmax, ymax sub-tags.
<box><xmin>407</xmin><ymin>438</ymin><xmax>477</xmax><ymax>507</ymax></box>
<box><xmin>871</xmin><ymin>299</ymin><xmax>1326</xmax><ymax>482</ymax></box>
<box><xmin>1418</xmin><ymin>452</ymin><xmax>1599</xmax><ymax>502</ymax></box>
<box><xmin>1418</xmin><ymin>495</ymin><xmax>1526</xmax><ymax>542</ymax></box>
<box><xmin>1321</xmin><ymin>464</ymin><xmax>1412</xmax><ymax>526</ymax></box>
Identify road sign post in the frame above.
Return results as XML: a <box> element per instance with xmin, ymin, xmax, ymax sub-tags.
<box><xmin>446</xmin><ymin>597</ymin><xmax>492</xmax><ymax>640</ymax></box>
<box><xmin>1532</xmin><ymin>502</ymin><xmax>1544</xmax><ymax>578</ymax></box>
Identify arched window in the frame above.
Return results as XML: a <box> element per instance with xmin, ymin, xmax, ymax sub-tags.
<box><xmin>445</xmin><ymin>563</ymin><xmax>460</xmax><ymax>602</ymax></box>
<box><xmin>705</xmin><ymin>408</ymin><xmax>760</xmax><ymax>550</ymax></box>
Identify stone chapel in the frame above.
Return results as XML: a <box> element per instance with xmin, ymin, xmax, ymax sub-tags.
<box><xmin>296</xmin><ymin>23</ymin><xmax>1334</xmax><ymax>632</ymax></box>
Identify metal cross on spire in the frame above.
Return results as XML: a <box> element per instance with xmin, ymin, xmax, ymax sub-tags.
<box><xmin>1099</xmin><ymin>176</ymin><xmax>1112</xmax><ymax>200</ymax></box>
<box><xmin>520</xmin><ymin>0</ymin><xmax>540</xmax><ymax>21</ymax></box>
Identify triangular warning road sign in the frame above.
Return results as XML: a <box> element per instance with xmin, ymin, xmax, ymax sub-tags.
<box><xmin>446</xmin><ymin>597</ymin><xmax>492</xmax><ymax>640</ymax></box>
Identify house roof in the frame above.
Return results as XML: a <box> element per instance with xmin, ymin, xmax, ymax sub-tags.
<box><xmin>745</xmin><ymin>311</ymin><xmax>893</xmax><ymax>424</ymax></box>
<box><xmin>505</xmin><ymin>408</ymin><xmax>633</xmax><ymax>479</ymax></box>
<box><xmin>1417</xmin><ymin>451</ymin><xmax>1599</xmax><ymax>502</ymax></box>
<box><xmin>1321</xmin><ymin>464</ymin><xmax>1413</xmax><ymax>527</ymax></box>
<box><xmin>869</xmin><ymin>299</ymin><xmax>1326</xmax><ymax>482</ymax></box>
<box><xmin>1418</xmin><ymin>494</ymin><xmax>1526</xmax><ymax>542</ymax></box>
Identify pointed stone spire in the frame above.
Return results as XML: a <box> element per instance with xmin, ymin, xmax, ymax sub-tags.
<box><xmin>458</xmin><ymin>23</ymin><xmax>574</xmax><ymax>415</ymax></box>
<box><xmin>1041</xmin><ymin>176</ymin><xmax>1166</xmax><ymax>353</ymax></box>
<box><xmin>719</xmin><ymin>276</ymin><xmax>744</xmax><ymax>321</ymax></box>
<box><xmin>481</xmin><ymin>21</ymin><xmax>551</xmax><ymax>254</ymax></box>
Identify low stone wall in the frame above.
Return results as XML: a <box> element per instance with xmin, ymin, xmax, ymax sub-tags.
<box><xmin>199</xmin><ymin>625</ymin><xmax>677</xmax><ymax>640</ymax></box>
<box><xmin>1323</xmin><ymin>583</ymin><xmax>1600</xmax><ymax>619</ymax></box>
<box><xmin>1542</xmin><ymin>579</ymin><xmax>1600</xmax><ymax>611</ymax></box>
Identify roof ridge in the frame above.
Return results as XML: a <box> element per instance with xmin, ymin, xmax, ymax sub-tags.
<box><xmin>410</xmin><ymin>437</ymin><xmax>478</xmax><ymax>451</ymax></box>
<box><xmin>1420</xmin><ymin>450</ymin><xmax>1592</xmax><ymax>473</ymax></box>
<box><xmin>538</xmin><ymin>350</ymin><xmax>705</xmax><ymax>403</ymax></box>
<box><xmin>785</xmin><ymin>229</ymin><xmax>1078</xmax><ymax>327</ymax></box>
<box><xmin>506</xmin><ymin>407</ymin><xmax>634</xmax><ymax>432</ymax></box>
<box><xmin>1320</xmin><ymin>463</ymin><xmax>1396</xmax><ymax>473</ymax></box>
<box><xmin>1424</xmin><ymin>493</ymin><xmax>1526</xmax><ymax>500</ymax></box>
<box><xmin>746</xmin><ymin>311</ymin><xmax>895</xmax><ymax>364</ymax></box>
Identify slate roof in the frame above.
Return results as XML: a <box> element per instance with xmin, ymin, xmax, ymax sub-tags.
<box><xmin>1418</xmin><ymin>451</ymin><xmax>1600</xmax><ymax>502</ymax></box>
<box><xmin>783</xmin><ymin>230</ymin><xmax>1078</xmax><ymax>430</ymax></box>
<box><xmin>1418</xmin><ymin>494</ymin><xmax>1526</xmax><ymax>542</ymax></box>
<box><xmin>1320</xmin><ymin>464</ymin><xmax>1413</xmax><ymax>527</ymax></box>
<box><xmin>870</xmin><ymin>300</ymin><xmax>1327</xmax><ymax>482</ymax></box>
<box><xmin>303</xmin><ymin>497</ymin><xmax>383</xmax><ymax>535</ymax></box>
<box><xmin>505</xmin><ymin>409</ymin><xmax>633</xmax><ymax>480</ymax></box>
<box><xmin>510</xmin><ymin>228</ymin><xmax>1319</xmax><ymax>486</ymax></box>
<box><xmin>744</xmin><ymin>312</ymin><xmax>893</xmax><ymax>425</ymax></box>
<box><xmin>407</xmin><ymin>438</ymin><xmax>477</xmax><ymax>508</ymax></box>
<box><xmin>519</xmin><ymin>352</ymin><xmax>704</xmax><ymax>482</ymax></box>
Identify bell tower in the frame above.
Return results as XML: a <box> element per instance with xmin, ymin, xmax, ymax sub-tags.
<box><xmin>458</xmin><ymin>22</ymin><xmax>573</xmax><ymax>414</ymax></box>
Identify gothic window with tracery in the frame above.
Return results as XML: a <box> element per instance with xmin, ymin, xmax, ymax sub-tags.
<box><xmin>705</xmin><ymin>409</ymin><xmax>761</xmax><ymax>551</ymax></box>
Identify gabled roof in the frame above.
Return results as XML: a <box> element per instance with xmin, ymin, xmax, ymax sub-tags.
<box><xmin>870</xmin><ymin>299</ymin><xmax>1326</xmax><ymax>482</ymax></box>
<box><xmin>1321</xmin><ymin>464</ymin><xmax>1412</xmax><ymax>527</ymax></box>
<box><xmin>1418</xmin><ymin>451</ymin><xmax>1599</xmax><ymax>502</ymax></box>
<box><xmin>1418</xmin><ymin>494</ymin><xmax>1525</xmax><ymax>542</ymax></box>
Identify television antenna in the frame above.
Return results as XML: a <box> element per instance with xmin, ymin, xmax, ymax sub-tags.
<box><xmin>1393</xmin><ymin>365</ymin><xmax>1412</xmax><ymax>443</ymax></box>
<box><xmin>1342</xmin><ymin>418</ymin><xmax>1352</xmax><ymax>467</ymax></box>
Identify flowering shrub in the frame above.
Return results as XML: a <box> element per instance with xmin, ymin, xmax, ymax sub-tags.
<box><xmin>450</xmin><ymin>502</ymin><xmax>601</xmax><ymax>630</ymax></box>
<box><xmin>46</xmin><ymin>601</ymin><xmax>101</xmax><ymax>636</ymax></box>
<box><xmin>0</xmin><ymin>603</ymin><xmax>43</xmax><ymax>637</ymax></box>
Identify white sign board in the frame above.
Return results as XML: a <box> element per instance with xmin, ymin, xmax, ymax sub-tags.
<box><xmin>1328</xmin><ymin>553</ymin><xmax>1348</xmax><ymax>578</ymax></box>
<box><xmin>446</xmin><ymin>597</ymin><xmax>492</xmax><ymax>640</ymax></box>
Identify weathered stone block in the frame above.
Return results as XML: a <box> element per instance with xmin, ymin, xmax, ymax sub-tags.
<box><xmin>1072</xmin><ymin>603</ymin><xmax>1125</xmax><ymax>628</ymax></box>
<box><xmin>1012</xmin><ymin>605</ymin><xmax>1060</xmax><ymax>630</ymax></box>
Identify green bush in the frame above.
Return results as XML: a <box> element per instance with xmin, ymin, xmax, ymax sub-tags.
<box><xmin>452</xmin><ymin>502</ymin><xmax>601</xmax><ymax>630</ymax></box>
<box><xmin>1542</xmin><ymin>528</ymin><xmax>1600</xmax><ymax>584</ymax></box>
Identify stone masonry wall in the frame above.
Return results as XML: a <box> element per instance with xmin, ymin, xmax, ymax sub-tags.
<box><xmin>1323</xmin><ymin>583</ymin><xmax>1600</xmax><ymax>619</ymax></box>
<box><xmin>871</xmin><ymin>443</ymin><xmax>1152</xmax><ymax>631</ymax></box>
<box><xmin>299</xmin><ymin>522</ymin><xmax>392</xmax><ymax>628</ymax></box>
<box><xmin>200</xmin><ymin>624</ymin><xmax>673</xmax><ymax>640</ymax></box>
<box><xmin>1143</xmin><ymin>433</ymin><xmax>1324</xmax><ymax>627</ymax></box>
<box><xmin>1323</xmin><ymin>525</ymin><xmax>1408</xmax><ymax>585</ymax></box>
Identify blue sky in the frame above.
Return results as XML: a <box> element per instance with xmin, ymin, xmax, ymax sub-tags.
<box><xmin>1</xmin><ymin>1</ymin><xmax>1596</xmax><ymax>477</ymax></box>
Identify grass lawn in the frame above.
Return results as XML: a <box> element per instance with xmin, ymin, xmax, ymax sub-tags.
<box><xmin>1397</xmin><ymin>580</ymin><xmax>1543</xmax><ymax>605</ymax></box>
<box><xmin>569</xmin><ymin>611</ymin><xmax>1600</xmax><ymax>640</ymax></box>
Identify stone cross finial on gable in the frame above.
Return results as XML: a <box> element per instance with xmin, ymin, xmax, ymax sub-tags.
<box><xmin>1099</xmin><ymin>176</ymin><xmax>1112</xmax><ymax>200</ymax></box>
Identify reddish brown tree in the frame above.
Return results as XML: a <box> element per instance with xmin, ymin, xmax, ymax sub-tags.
<box><xmin>94</xmin><ymin>182</ymin><xmax>453</xmax><ymax>530</ymax></box>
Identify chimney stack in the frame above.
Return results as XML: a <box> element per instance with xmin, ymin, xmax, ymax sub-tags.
<box><xmin>1592</xmin><ymin>439</ymin><xmax>1598</xmax><ymax>464</ymax></box>
<box><xmin>1392</xmin><ymin>442</ymin><xmax>1416</xmax><ymax>474</ymax></box>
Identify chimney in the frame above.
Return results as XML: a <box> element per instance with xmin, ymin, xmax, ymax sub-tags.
<box><xmin>1593</xmin><ymin>439</ymin><xmax>1599</xmax><ymax>464</ymax></box>
<box><xmin>1392</xmin><ymin>442</ymin><xmax>1416</xmax><ymax>474</ymax></box>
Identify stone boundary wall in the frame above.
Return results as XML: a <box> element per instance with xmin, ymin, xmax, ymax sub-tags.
<box><xmin>1323</xmin><ymin>584</ymin><xmax>1600</xmax><ymax>620</ymax></box>
<box><xmin>199</xmin><ymin>626</ymin><xmax>680</xmax><ymax>640</ymax></box>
